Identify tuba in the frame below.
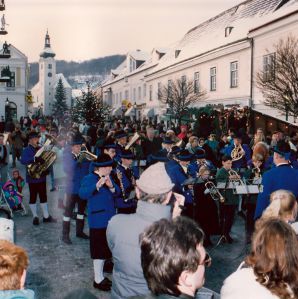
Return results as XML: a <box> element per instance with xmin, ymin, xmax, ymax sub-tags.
<box><xmin>27</xmin><ymin>135</ymin><xmax>57</xmax><ymax>179</ymax></box>
<box><xmin>231</xmin><ymin>144</ymin><xmax>244</xmax><ymax>161</ymax></box>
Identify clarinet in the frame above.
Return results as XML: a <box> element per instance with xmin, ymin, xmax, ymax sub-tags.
<box><xmin>116</xmin><ymin>167</ymin><xmax>127</xmax><ymax>202</ymax></box>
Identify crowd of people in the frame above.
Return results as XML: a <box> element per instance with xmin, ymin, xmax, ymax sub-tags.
<box><xmin>1</xmin><ymin>115</ymin><xmax>298</xmax><ymax>298</ymax></box>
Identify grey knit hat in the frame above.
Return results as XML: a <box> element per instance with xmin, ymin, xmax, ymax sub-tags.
<box><xmin>136</xmin><ymin>162</ymin><xmax>174</xmax><ymax>194</ymax></box>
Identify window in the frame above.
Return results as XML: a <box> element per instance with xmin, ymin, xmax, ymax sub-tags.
<box><xmin>149</xmin><ymin>85</ymin><xmax>153</xmax><ymax>101</ymax></box>
<box><xmin>210</xmin><ymin>67</ymin><xmax>216</xmax><ymax>91</ymax></box>
<box><xmin>129</xmin><ymin>58</ymin><xmax>136</xmax><ymax>72</ymax></box>
<box><xmin>167</xmin><ymin>80</ymin><xmax>173</xmax><ymax>98</ymax></box>
<box><xmin>120</xmin><ymin>92</ymin><xmax>122</xmax><ymax>102</ymax></box>
<box><xmin>230</xmin><ymin>61</ymin><xmax>238</xmax><ymax>88</ymax></box>
<box><xmin>7</xmin><ymin>71</ymin><xmax>15</xmax><ymax>88</ymax></box>
<box><xmin>125</xmin><ymin>90</ymin><xmax>129</xmax><ymax>100</ymax></box>
<box><xmin>263</xmin><ymin>53</ymin><xmax>275</xmax><ymax>81</ymax></box>
<box><xmin>181</xmin><ymin>75</ymin><xmax>187</xmax><ymax>93</ymax></box>
<box><xmin>133</xmin><ymin>88</ymin><xmax>136</xmax><ymax>101</ymax></box>
<box><xmin>48</xmin><ymin>64</ymin><xmax>52</xmax><ymax>69</ymax></box>
<box><xmin>157</xmin><ymin>82</ymin><xmax>162</xmax><ymax>100</ymax></box>
<box><xmin>138</xmin><ymin>86</ymin><xmax>141</xmax><ymax>100</ymax></box>
<box><xmin>194</xmin><ymin>72</ymin><xmax>200</xmax><ymax>93</ymax></box>
<box><xmin>143</xmin><ymin>84</ymin><xmax>146</xmax><ymax>97</ymax></box>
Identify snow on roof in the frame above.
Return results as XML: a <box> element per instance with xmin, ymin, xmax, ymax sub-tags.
<box><xmin>249</xmin><ymin>0</ymin><xmax>298</xmax><ymax>33</ymax></box>
<box><xmin>129</xmin><ymin>50</ymin><xmax>150</xmax><ymax>61</ymax></box>
<box><xmin>72</xmin><ymin>89</ymin><xmax>83</xmax><ymax>98</ymax></box>
<box><xmin>55</xmin><ymin>73</ymin><xmax>71</xmax><ymax>89</ymax></box>
<box><xmin>148</xmin><ymin>0</ymin><xmax>291</xmax><ymax>75</ymax></box>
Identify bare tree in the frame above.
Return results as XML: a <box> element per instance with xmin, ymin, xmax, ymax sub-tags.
<box><xmin>256</xmin><ymin>35</ymin><xmax>298</xmax><ymax>120</ymax></box>
<box><xmin>158</xmin><ymin>78</ymin><xmax>207</xmax><ymax>125</ymax></box>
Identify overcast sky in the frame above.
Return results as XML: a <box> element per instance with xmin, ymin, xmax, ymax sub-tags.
<box><xmin>6</xmin><ymin>0</ymin><xmax>241</xmax><ymax>62</ymax></box>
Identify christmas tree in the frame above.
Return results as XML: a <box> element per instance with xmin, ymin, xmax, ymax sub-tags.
<box><xmin>52</xmin><ymin>78</ymin><xmax>68</xmax><ymax>121</ymax></box>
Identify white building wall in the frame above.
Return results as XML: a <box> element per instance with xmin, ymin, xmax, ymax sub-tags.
<box><xmin>0</xmin><ymin>46</ymin><xmax>28</xmax><ymax>120</ymax></box>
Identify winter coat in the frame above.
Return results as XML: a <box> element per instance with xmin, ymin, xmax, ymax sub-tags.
<box><xmin>107</xmin><ymin>201</ymin><xmax>172</xmax><ymax>299</ymax></box>
<box><xmin>221</xmin><ymin>264</ymin><xmax>280</xmax><ymax>299</ymax></box>
<box><xmin>0</xmin><ymin>289</ymin><xmax>35</xmax><ymax>299</ymax></box>
<box><xmin>79</xmin><ymin>172</ymin><xmax>119</xmax><ymax>229</ymax></box>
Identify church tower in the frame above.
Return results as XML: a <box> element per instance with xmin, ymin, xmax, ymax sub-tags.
<box><xmin>39</xmin><ymin>30</ymin><xmax>56</xmax><ymax>115</ymax></box>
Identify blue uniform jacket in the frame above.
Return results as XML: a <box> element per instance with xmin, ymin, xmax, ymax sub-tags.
<box><xmin>187</xmin><ymin>160</ymin><xmax>216</xmax><ymax>178</ymax></box>
<box><xmin>165</xmin><ymin>160</ymin><xmax>193</xmax><ymax>204</ymax></box>
<box><xmin>254</xmin><ymin>164</ymin><xmax>298</xmax><ymax>219</ymax></box>
<box><xmin>21</xmin><ymin>144</ymin><xmax>46</xmax><ymax>184</ymax></box>
<box><xmin>112</xmin><ymin>164</ymin><xmax>139</xmax><ymax>209</ymax></box>
<box><xmin>225</xmin><ymin>144</ymin><xmax>251</xmax><ymax>169</ymax></box>
<box><xmin>63</xmin><ymin>149</ymin><xmax>90</xmax><ymax>195</ymax></box>
<box><xmin>79</xmin><ymin>172</ymin><xmax>119</xmax><ymax>228</ymax></box>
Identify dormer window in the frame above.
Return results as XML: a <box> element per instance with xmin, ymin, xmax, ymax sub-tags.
<box><xmin>225</xmin><ymin>26</ymin><xmax>233</xmax><ymax>37</ymax></box>
<box><xmin>129</xmin><ymin>57</ymin><xmax>136</xmax><ymax>72</ymax></box>
<box><xmin>175</xmin><ymin>50</ymin><xmax>181</xmax><ymax>58</ymax></box>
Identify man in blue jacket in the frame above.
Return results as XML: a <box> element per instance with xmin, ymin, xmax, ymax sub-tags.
<box><xmin>255</xmin><ymin>140</ymin><xmax>298</xmax><ymax>219</ymax></box>
<box><xmin>112</xmin><ymin>149</ymin><xmax>139</xmax><ymax>214</ymax></box>
<box><xmin>62</xmin><ymin>135</ymin><xmax>90</xmax><ymax>244</ymax></box>
<box><xmin>79</xmin><ymin>153</ymin><xmax>120</xmax><ymax>292</ymax></box>
<box><xmin>21</xmin><ymin>131</ymin><xmax>56</xmax><ymax>225</ymax></box>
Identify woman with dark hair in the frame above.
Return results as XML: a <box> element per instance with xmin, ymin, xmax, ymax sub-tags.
<box><xmin>221</xmin><ymin>218</ymin><xmax>298</xmax><ymax>299</ymax></box>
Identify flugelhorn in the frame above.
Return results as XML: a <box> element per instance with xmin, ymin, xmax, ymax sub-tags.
<box><xmin>125</xmin><ymin>132</ymin><xmax>140</xmax><ymax>150</ymax></box>
<box><xmin>205</xmin><ymin>181</ymin><xmax>225</xmax><ymax>203</ymax></box>
<box><xmin>78</xmin><ymin>145</ymin><xmax>97</xmax><ymax>162</ymax></box>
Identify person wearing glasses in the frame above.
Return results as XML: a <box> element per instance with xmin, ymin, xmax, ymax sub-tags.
<box><xmin>130</xmin><ymin>217</ymin><xmax>218</xmax><ymax>299</ymax></box>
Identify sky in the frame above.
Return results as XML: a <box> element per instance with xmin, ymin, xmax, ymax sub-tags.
<box><xmin>5</xmin><ymin>0</ymin><xmax>241</xmax><ymax>62</ymax></box>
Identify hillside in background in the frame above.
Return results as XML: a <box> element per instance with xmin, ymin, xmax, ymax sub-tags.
<box><xmin>29</xmin><ymin>54</ymin><xmax>126</xmax><ymax>88</ymax></box>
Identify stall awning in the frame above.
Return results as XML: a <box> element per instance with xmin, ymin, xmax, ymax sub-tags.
<box><xmin>142</xmin><ymin>108</ymin><xmax>155</xmax><ymax>117</ymax></box>
<box><xmin>112</xmin><ymin>107</ymin><xmax>122</xmax><ymax>116</ymax></box>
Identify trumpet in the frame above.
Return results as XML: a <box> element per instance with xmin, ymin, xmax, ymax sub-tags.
<box><xmin>205</xmin><ymin>181</ymin><xmax>225</xmax><ymax>203</ymax></box>
<box><xmin>228</xmin><ymin>169</ymin><xmax>241</xmax><ymax>181</ymax></box>
<box><xmin>231</xmin><ymin>144</ymin><xmax>244</xmax><ymax>161</ymax></box>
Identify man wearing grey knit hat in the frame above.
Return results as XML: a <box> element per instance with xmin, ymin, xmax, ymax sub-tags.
<box><xmin>107</xmin><ymin>162</ymin><xmax>185</xmax><ymax>299</ymax></box>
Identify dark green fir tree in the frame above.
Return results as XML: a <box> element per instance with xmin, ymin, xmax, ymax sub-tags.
<box><xmin>52</xmin><ymin>78</ymin><xmax>68</xmax><ymax>120</ymax></box>
<box><xmin>71</xmin><ymin>83</ymin><xmax>111</xmax><ymax>124</ymax></box>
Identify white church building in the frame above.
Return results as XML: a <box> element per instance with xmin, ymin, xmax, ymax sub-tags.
<box><xmin>31</xmin><ymin>31</ymin><xmax>72</xmax><ymax>115</ymax></box>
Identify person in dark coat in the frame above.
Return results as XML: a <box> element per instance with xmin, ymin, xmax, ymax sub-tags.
<box><xmin>62</xmin><ymin>135</ymin><xmax>90</xmax><ymax>244</ymax></box>
<box><xmin>79</xmin><ymin>154</ymin><xmax>120</xmax><ymax>292</ymax></box>
<box><xmin>193</xmin><ymin>166</ymin><xmax>220</xmax><ymax>246</ymax></box>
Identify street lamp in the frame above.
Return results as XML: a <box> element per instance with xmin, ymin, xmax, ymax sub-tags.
<box><xmin>133</xmin><ymin>102</ymin><xmax>137</xmax><ymax>121</ymax></box>
<box><xmin>5</xmin><ymin>97</ymin><xmax>9</xmax><ymax>106</ymax></box>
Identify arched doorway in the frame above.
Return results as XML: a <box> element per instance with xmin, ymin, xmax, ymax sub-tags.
<box><xmin>5</xmin><ymin>101</ymin><xmax>17</xmax><ymax>122</ymax></box>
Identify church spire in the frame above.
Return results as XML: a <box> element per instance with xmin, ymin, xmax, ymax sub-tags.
<box><xmin>45</xmin><ymin>29</ymin><xmax>51</xmax><ymax>48</ymax></box>
<box><xmin>40</xmin><ymin>29</ymin><xmax>55</xmax><ymax>58</ymax></box>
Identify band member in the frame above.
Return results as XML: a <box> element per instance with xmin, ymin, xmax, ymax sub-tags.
<box><xmin>112</xmin><ymin>149</ymin><xmax>139</xmax><ymax>214</ymax></box>
<box><xmin>225</xmin><ymin>132</ymin><xmax>251</xmax><ymax>169</ymax></box>
<box><xmin>193</xmin><ymin>166</ymin><xmax>220</xmax><ymax>246</ymax></box>
<box><xmin>62</xmin><ymin>135</ymin><xmax>90</xmax><ymax>244</ymax></box>
<box><xmin>165</xmin><ymin>149</ymin><xmax>194</xmax><ymax>217</ymax></box>
<box><xmin>161</xmin><ymin>137</ymin><xmax>175</xmax><ymax>153</ymax></box>
<box><xmin>216</xmin><ymin>155</ymin><xmax>239</xmax><ymax>243</ymax></box>
<box><xmin>255</xmin><ymin>140</ymin><xmax>298</xmax><ymax>219</ymax></box>
<box><xmin>79</xmin><ymin>154</ymin><xmax>120</xmax><ymax>292</ymax></box>
<box><xmin>243</xmin><ymin>154</ymin><xmax>264</xmax><ymax>243</ymax></box>
<box><xmin>103</xmin><ymin>142</ymin><xmax>117</xmax><ymax>160</ymax></box>
<box><xmin>21</xmin><ymin>131</ymin><xmax>56</xmax><ymax>225</ymax></box>
<box><xmin>114</xmin><ymin>130</ymin><xmax>127</xmax><ymax>162</ymax></box>
<box><xmin>188</xmin><ymin>148</ymin><xmax>216</xmax><ymax>178</ymax></box>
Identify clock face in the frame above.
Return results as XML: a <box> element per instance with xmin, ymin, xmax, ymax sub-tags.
<box><xmin>48</xmin><ymin>72</ymin><xmax>52</xmax><ymax>77</ymax></box>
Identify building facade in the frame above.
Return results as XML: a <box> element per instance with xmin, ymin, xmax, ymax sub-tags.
<box><xmin>102</xmin><ymin>0</ymin><xmax>298</xmax><ymax>128</ymax></box>
<box><xmin>0</xmin><ymin>44</ymin><xmax>29</xmax><ymax>121</ymax></box>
